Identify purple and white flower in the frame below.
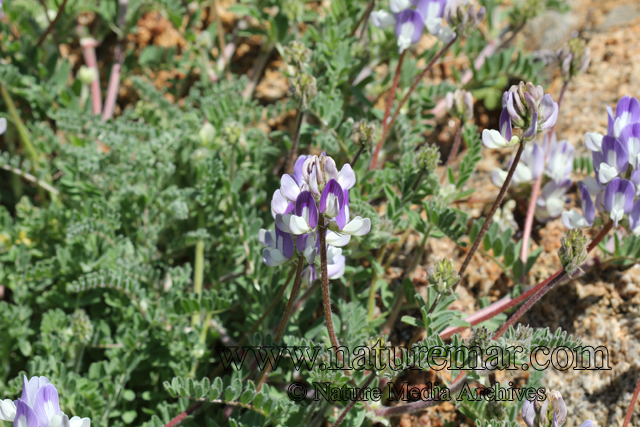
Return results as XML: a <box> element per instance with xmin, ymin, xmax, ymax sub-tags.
<box><xmin>604</xmin><ymin>178</ymin><xmax>635</xmax><ymax>226</ymax></box>
<box><xmin>482</xmin><ymin>108</ymin><xmax>520</xmax><ymax>148</ymax></box>
<box><xmin>535</xmin><ymin>179</ymin><xmax>571</xmax><ymax>223</ymax></box>
<box><xmin>593</xmin><ymin>136</ymin><xmax>628</xmax><ymax>184</ymax></box>
<box><xmin>0</xmin><ymin>376</ymin><xmax>90</xmax><ymax>427</ymax></box>
<box><xmin>608</xmin><ymin>96</ymin><xmax>640</xmax><ymax>138</ymax></box>
<box><xmin>544</xmin><ymin>134</ymin><xmax>574</xmax><ymax>183</ymax></box>
<box><xmin>371</xmin><ymin>0</ymin><xmax>453</xmax><ymax>53</ymax></box>
<box><xmin>619</xmin><ymin>123</ymin><xmax>640</xmax><ymax>169</ymax></box>
<box><xmin>259</xmin><ymin>227</ymin><xmax>294</xmax><ymax>267</ymax></box>
<box><xmin>492</xmin><ymin>142</ymin><xmax>544</xmax><ymax>187</ymax></box>
<box><xmin>561</xmin><ymin>185</ymin><xmax>595</xmax><ymax>229</ymax></box>
<box><xmin>502</xmin><ymin>82</ymin><xmax>558</xmax><ymax>141</ymax></box>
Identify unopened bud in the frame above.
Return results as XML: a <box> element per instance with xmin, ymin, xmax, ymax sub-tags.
<box><xmin>416</xmin><ymin>144</ymin><xmax>441</xmax><ymax>174</ymax></box>
<box><xmin>223</xmin><ymin>121</ymin><xmax>243</xmax><ymax>145</ymax></box>
<box><xmin>199</xmin><ymin>122</ymin><xmax>216</xmax><ymax>146</ymax></box>
<box><xmin>426</xmin><ymin>258</ymin><xmax>458</xmax><ymax>294</ymax></box>
<box><xmin>351</xmin><ymin>119</ymin><xmax>377</xmax><ymax>147</ymax></box>
<box><xmin>556</xmin><ymin>37</ymin><xmax>590</xmax><ymax>81</ymax></box>
<box><xmin>283</xmin><ymin>40</ymin><xmax>312</xmax><ymax>66</ymax></box>
<box><xmin>289</xmin><ymin>70</ymin><xmax>317</xmax><ymax>108</ymax></box>
<box><xmin>558</xmin><ymin>229</ymin><xmax>588</xmax><ymax>277</ymax></box>
<box><xmin>467</xmin><ymin>325</ymin><xmax>492</xmax><ymax>349</ymax></box>
<box><xmin>71</xmin><ymin>309</ymin><xmax>94</xmax><ymax>344</ymax></box>
<box><xmin>445</xmin><ymin>89</ymin><xmax>474</xmax><ymax>121</ymax></box>
<box><xmin>77</xmin><ymin>66</ymin><xmax>97</xmax><ymax>85</ymax></box>
<box><xmin>444</xmin><ymin>0</ymin><xmax>486</xmax><ymax>35</ymax></box>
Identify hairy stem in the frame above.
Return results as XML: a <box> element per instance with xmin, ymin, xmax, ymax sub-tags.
<box><xmin>319</xmin><ymin>222</ymin><xmax>342</xmax><ymax>351</ymax></box>
<box><xmin>331</xmin><ymin>372</ymin><xmax>377</xmax><ymax>427</ymax></box>
<box><xmin>36</xmin><ymin>0</ymin><xmax>68</xmax><ymax>47</ymax></box>
<box><xmin>457</xmin><ymin>141</ymin><xmax>525</xmax><ymax>284</ymax></box>
<box><xmin>192</xmin><ymin>210</ymin><xmax>205</xmax><ymax>326</ymax></box>
<box><xmin>371</xmin><ymin>37</ymin><xmax>457</xmax><ymax>170</ymax></box>
<box><xmin>370</xmin><ymin>50</ymin><xmax>407</xmax><ymax>170</ymax></box>
<box><xmin>286</xmin><ymin>110</ymin><xmax>304</xmax><ymax>174</ymax></box>
<box><xmin>623</xmin><ymin>376</ymin><xmax>640</xmax><ymax>427</ymax></box>
<box><xmin>351</xmin><ymin>145</ymin><xmax>366</xmax><ymax>168</ymax></box>
<box><xmin>441</xmin><ymin>123</ymin><xmax>463</xmax><ymax>183</ymax></box>
<box><xmin>102</xmin><ymin>0</ymin><xmax>129</xmax><ymax>122</ymax></box>
<box><xmin>349</xmin><ymin>0</ymin><xmax>375</xmax><ymax>38</ymax></box>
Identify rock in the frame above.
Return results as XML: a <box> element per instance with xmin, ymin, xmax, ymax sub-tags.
<box><xmin>598</xmin><ymin>4</ymin><xmax>640</xmax><ymax>31</ymax></box>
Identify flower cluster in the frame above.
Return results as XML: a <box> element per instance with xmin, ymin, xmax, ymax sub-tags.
<box><xmin>371</xmin><ymin>0</ymin><xmax>454</xmax><ymax>53</ymax></box>
<box><xmin>521</xmin><ymin>389</ymin><xmax>592</xmax><ymax>427</ymax></box>
<box><xmin>445</xmin><ymin>89</ymin><xmax>474</xmax><ymax>121</ymax></box>
<box><xmin>483</xmin><ymin>82</ymin><xmax>559</xmax><ymax>148</ymax></box>
<box><xmin>0</xmin><ymin>376</ymin><xmax>90</xmax><ymax>427</ymax></box>
<box><xmin>491</xmin><ymin>133</ymin><xmax>574</xmax><ymax>222</ymax></box>
<box><xmin>562</xmin><ymin>96</ymin><xmax>640</xmax><ymax>230</ymax></box>
<box><xmin>260</xmin><ymin>154</ymin><xmax>371</xmax><ymax>283</ymax></box>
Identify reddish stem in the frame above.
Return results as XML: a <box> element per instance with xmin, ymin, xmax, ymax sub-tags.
<box><xmin>102</xmin><ymin>0</ymin><xmax>129</xmax><ymax>122</ymax></box>
<box><xmin>623</xmin><ymin>376</ymin><xmax>640</xmax><ymax>427</ymax></box>
<box><xmin>161</xmin><ymin>402</ymin><xmax>204</xmax><ymax>427</ymax></box>
<box><xmin>80</xmin><ymin>37</ymin><xmax>103</xmax><ymax>116</ymax></box>
<box><xmin>370</xmin><ymin>50</ymin><xmax>406</xmax><ymax>170</ymax></box>
<box><xmin>519</xmin><ymin>79</ymin><xmax>570</xmax><ymax>269</ymax></box>
<box><xmin>36</xmin><ymin>0</ymin><xmax>68</xmax><ymax>47</ymax></box>
<box><xmin>371</xmin><ymin>38</ymin><xmax>457</xmax><ymax>170</ymax></box>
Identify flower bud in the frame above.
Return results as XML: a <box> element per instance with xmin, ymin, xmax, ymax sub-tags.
<box><xmin>199</xmin><ymin>122</ymin><xmax>216</xmax><ymax>146</ymax></box>
<box><xmin>522</xmin><ymin>389</ymin><xmax>567</xmax><ymax>427</ymax></box>
<box><xmin>289</xmin><ymin>70</ymin><xmax>317</xmax><ymax>108</ymax></box>
<box><xmin>445</xmin><ymin>89</ymin><xmax>474</xmax><ymax>121</ymax></box>
<box><xmin>351</xmin><ymin>119</ymin><xmax>377</xmax><ymax>147</ymax></box>
<box><xmin>77</xmin><ymin>66</ymin><xmax>97</xmax><ymax>85</ymax></box>
<box><xmin>416</xmin><ymin>144</ymin><xmax>441</xmax><ymax>175</ymax></box>
<box><xmin>556</xmin><ymin>37</ymin><xmax>590</xmax><ymax>81</ymax></box>
<box><xmin>283</xmin><ymin>40</ymin><xmax>312</xmax><ymax>66</ymax></box>
<box><xmin>196</xmin><ymin>30</ymin><xmax>213</xmax><ymax>49</ymax></box>
<box><xmin>467</xmin><ymin>325</ymin><xmax>492</xmax><ymax>349</ymax></box>
<box><xmin>558</xmin><ymin>229</ymin><xmax>588</xmax><ymax>277</ymax></box>
<box><xmin>444</xmin><ymin>0</ymin><xmax>486</xmax><ymax>36</ymax></box>
<box><xmin>223</xmin><ymin>121</ymin><xmax>243</xmax><ymax>145</ymax></box>
<box><xmin>502</xmin><ymin>81</ymin><xmax>558</xmax><ymax>141</ymax></box>
<box><xmin>71</xmin><ymin>309</ymin><xmax>94</xmax><ymax>344</ymax></box>
<box><xmin>426</xmin><ymin>258</ymin><xmax>459</xmax><ymax>294</ymax></box>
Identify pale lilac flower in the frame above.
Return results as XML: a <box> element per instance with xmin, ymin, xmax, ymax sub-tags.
<box><xmin>395</xmin><ymin>9</ymin><xmax>425</xmax><ymax>53</ymax></box>
<box><xmin>259</xmin><ymin>227</ymin><xmax>294</xmax><ymax>267</ymax></box>
<box><xmin>628</xmin><ymin>199</ymin><xmax>640</xmax><ymax>235</ymax></box>
<box><xmin>0</xmin><ymin>399</ymin><xmax>16</xmax><ymax>422</ymax></box>
<box><xmin>561</xmin><ymin>185</ymin><xmax>595</xmax><ymax>229</ymax></box>
<box><xmin>319</xmin><ymin>180</ymin><xmax>345</xmax><ymax>219</ymax></box>
<box><xmin>608</xmin><ymin>96</ymin><xmax>640</xmax><ymax>138</ymax></box>
<box><xmin>535</xmin><ymin>179</ymin><xmax>571</xmax><ymax>222</ymax></box>
<box><xmin>593</xmin><ymin>136</ymin><xmax>628</xmax><ymax>184</ymax></box>
<box><xmin>482</xmin><ymin>108</ymin><xmax>519</xmax><ymax>148</ymax></box>
<box><xmin>578</xmin><ymin>422</ymin><xmax>594</xmax><ymax>427</ymax></box>
<box><xmin>287</xmin><ymin>191</ymin><xmax>320</xmax><ymax>235</ymax></box>
<box><xmin>544</xmin><ymin>134</ymin><xmax>574</xmax><ymax>182</ymax></box>
<box><xmin>326</xmin><ymin>246</ymin><xmax>346</xmax><ymax>278</ymax></box>
<box><xmin>584</xmin><ymin>132</ymin><xmax>603</xmax><ymax>152</ymax></box>
<box><xmin>521</xmin><ymin>399</ymin><xmax>535</xmax><ymax>427</ymax></box>
<box><xmin>604</xmin><ymin>178</ymin><xmax>635</xmax><ymax>226</ymax></box>
<box><xmin>491</xmin><ymin>142</ymin><xmax>544</xmax><ymax>187</ymax></box>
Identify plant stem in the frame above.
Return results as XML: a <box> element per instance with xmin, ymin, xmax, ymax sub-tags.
<box><xmin>520</xmin><ymin>78</ymin><xmax>570</xmax><ymax>272</ymax></box>
<box><xmin>255</xmin><ymin>256</ymin><xmax>305</xmax><ymax>390</ymax></box>
<box><xmin>286</xmin><ymin>110</ymin><xmax>304</xmax><ymax>174</ymax></box>
<box><xmin>351</xmin><ymin>145</ymin><xmax>366</xmax><ymax>168</ymax></box>
<box><xmin>492</xmin><ymin>220</ymin><xmax>613</xmax><ymax>340</ymax></box>
<box><xmin>102</xmin><ymin>0</ymin><xmax>129</xmax><ymax>122</ymax></box>
<box><xmin>80</xmin><ymin>37</ymin><xmax>103</xmax><ymax>116</ymax></box>
<box><xmin>623</xmin><ymin>376</ymin><xmax>640</xmax><ymax>427</ymax></box>
<box><xmin>331</xmin><ymin>372</ymin><xmax>377</xmax><ymax>427</ymax></box>
<box><xmin>441</xmin><ymin>123</ymin><xmax>463</xmax><ymax>183</ymax></box>
<box><xmin>349</xmin><ymin>0</ymin><xmax>375</xmax><ymax>37</ymax></box>
<box><xmin>36</xmin><ymin>0</ymin><xmax>68</xmax><ymax>47</ymax></box>
<box><xmin>192</xmin><ymin>210</ymin><xmax>205</xmax><ymax>326</ymax></box>
<box><xmin>0</xmin><ymin>84</ymin><xmax>38</xmax><ymax>163</ymax></box>
<box><xmin>370</xmin><ymin>50</ymin><xmax>406</xmax><ymax>170</ymax></box>
<box><xmin>371</xmin><ymin>37</ymin><xmax>457</xmax><ymax>170</ymax></box>
<box><xmin>1</xmin><ymin>164</ymin><xmax>58</xmax><ymax>195</ymax></box>
<box><xmin>211</xmin><ymin>0</ymin><xmax>231</xmax><ymax>81</ymax></box>
<box><xmin>456</xmin><ymin>141</ymin><xmax>525</xmax><ymax>286</ymax></box>
<box><xmin>161</xmin><ymin>402</ymin><xmax>205</xmax><ymax>427</ymax></box>
<box><xmin>319</xmin><ymin>220</ymin><xmax>342</xmax><ymax>352</ymax></box>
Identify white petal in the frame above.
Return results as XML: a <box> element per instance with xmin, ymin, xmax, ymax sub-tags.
<box><xmin>597</xmin><ymin>163</ymin><xmax>619</xmax><ymax>184</ymax></box>
<box><xmin>513</xmin><ymin>163</ymin><xmax>532</xmax><ymax>185</ymax></box>
<box><xmin>610</xmin><ymin>208</ymin><xmax>624</xmax><ymax>227</ymax></box>
<box><xmin>0</xmin><ymin>118</ymin><xmax>6</xmax><ymax>135</ymax></box>
<box><xmin>271</xmin><ymin>190</ymin><xmax>289</xmax><ymax>218</ymax></box>
<box><xmin>371</xmin><ymin>10</ymin><xmax>396</xmax><ymax>28</ymax></box>
<box><xmin>0</xmin><ymin>399</ymin><xmax>16</xmax><ymax>422</ymax></box>
<box><xmin>390</xmin><ymin>0</ymin><xmax>411</xmax><ymax>13</ymax></box>
<box><xmin>275</xmin><ymin>214</ymin><xmax>292</xmax><ymax>233</ymax></box>
<box><xmin>584</xmin><ymin>132</ymin><xmax>603</xmax><ymax>152</ymax></box>
<box><xmin>280</xmin><ymin>175</ymin><xmax>300</xmax><ymax>202</ymax></box>
<box><xmin>614</xmin><ymin>118</ymin><xmax>624</xmax><ymax>138</ymax></box>
<box><xmin>326</xmin><ymin>231</ymin><xmax>351</xmax><ymax>247</ymax></box>
<box><xmin>288</xmin><ymin>215</ymin><xmax>313</xmax><ymax>235</ymax></box>
<box><xmin>561</xmin><ymin>210</ymin><xmax>590</xmax><ymax>229</ymax></box>
<box><xmin>436</xmin><ymin>25</ymin><xmax>456</xmax><ymax>43</ymax></box>
<box><xmin>326</xmin><ymin>246</ymin><xmax>343</xmax><ymax>263</ymax></box>
<box><xmin>324</xmin><ymin>194</ymin><xmax>340</xmax><ymax>218</ymax></box>
<box><xmin>491</xmin><ymin>168</ymin><xmax>507</xmax><ymax>187</ymax></box>
<box><xmin>425</xmin><ymin>17</ymin><xmax>441</xmax><ymax>34</ymax></box>
<box><xmin>341</xmin><ymin>216</ymin><xmax>371</xmax><ymax>236</ymax></box>
<box><xmin>582</xmin><ymin>176</ymin><xmax>603</xmax><ymax>195</ymax></box>
<box><xmin>263</xmin><ymin>248</ymin><xmax>288</xmax><ymax>267</ymax></box>
<box><xmin>482</xmin><ymin>129</ymin><xmax>508</xmax><ymax>149</ymax></box>
<box><xmin>68</xmin><ymin>417</ymin><xmax>91</xmax><ymax>427</ymax></box>
<box><xmin>303</xmin><ymin>246</ymin><xmax>317</xmax><ymax>264</ymax></box>
<box><xmin>337</xmin><ymin>164</ymin><xmax>356</xmax><ymax>190</ymax></box>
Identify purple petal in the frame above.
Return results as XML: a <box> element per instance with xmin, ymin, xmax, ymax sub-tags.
<box><xmin>14</xmin><ymin>399</ymin><xmax>38</xmax><ymax>427</ymax></box>
<box><xmin>33</xmin><ymin>384</ymin><xmax>60</xmax><ymax>427</ymax></box>
<box><xmin>327</xmin><ymin>255</ymin><xmax>346</xmax><ymax>279</ymax></box>
<box><xmin>580</xmin><ymin>185</ymin><xmax>595</xmax><ymax>225</ymax></box>
<box><xmin>499</xmin><ymin>108</ymin><xmax>512</xmax><ymax>141</ymax></box>
<box><xmin>524</xmin><ymin>92</ymin><xmax>537</xmax><ymax>115</ymax></box>
<box><xmin>293</xmin><ymin>155</ymin><xmax>308</xmax><ymax>184</ymax></box>
<box><xmin>521</xmin><ymin>400</ymin><xmax>535</xmax><ymax>427</ymax></box>
<box><xmin>416</xmin><ymin>0</ymin><xmax>446</xmax><ymax>19</ymax></box>
<box><xmin>604</xmin><ymin>178</ymin><xmax>636</xmax><ymax>225</ymax></box>
<box><xmin>295</xmin><ymin>191</ymin><xmax>319</xmax><ymax>230</ymax></box>
<box><xmin>280</xmin><ymin>174</ymin><xmax>301</xmax><ymax>202</ymax></box>
<box><xmin>523</xmin><ymin>112</ymin><xmax>538</xmax><ymax>140</ymax></box>
<box><xmin>615</xmin><ymin>96</ymin><xmax>640</xmax><ymax>124</ymax></box>
<box><xmin>271</xmin><ymin>190</ymin><xmax>292</xmax><ymax>218</ymax></box>
<box><xmin>324</xmin><ymin>157</ymin><xmax>339</xmax><ymax>182</ymax></box>
<box><xmin>395</xmin><ymin>9</ymin><xmax>425</xmax><ymax>47</ymax></box>
<box><xmin>539</xmin><ymin>94</ymin><xmax>558</xmax><ymax>130</ymax></box>
<box><xmin>275</xmin><ymin>226</ymin><xmax>294</xmax><ymax>259</ymax></box>
<box><xmin>620</xmin><ymin>123</ymin><xmax>640</xmax><ymax>168</ymax></box>
<box><xmin>319</xmin><ymin>179</ymin><xmax>344</xmax><ymax>218</ymax></box>
<box><xmin>530</xmin><ymin>143</ymin><xmax>544</xmax><ymax>179</ymax></box>
<box><xmin>601</xmin><ymin>135</ymin><xmax>629</xmax><ymax>173</ymax></box>
<box><xmin>578</xmin><ymin>422</ymin><xmax>594</xmax><ymax>427</ymax></box>
<box><xmin>335</xmin><ymin>190</ymin><xmax>350</xmax><ymax>230</ymax></box>
<box><xmin>607</xmin><ymin>105</ymin><xmax>615</xmax><ymax>135</ymax></box>
<box><xmin>629</xmin><ymin>199</ymin><xmax>640</xmax><ymax>233</ymax></box>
